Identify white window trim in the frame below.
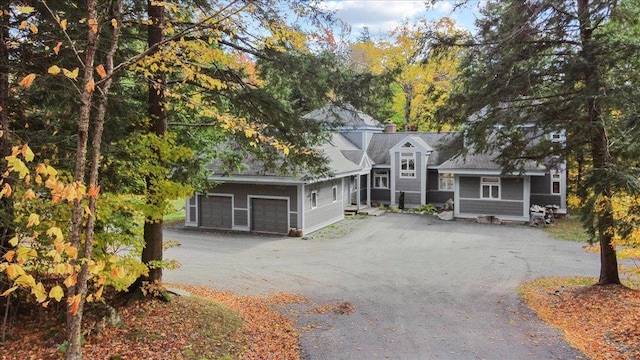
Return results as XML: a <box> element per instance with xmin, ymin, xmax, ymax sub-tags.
<box><xmin>373</xmin><ymin>170</ymin><xmax>389</xmax><ymax>189</ymax></box>
<box><xmin>439</xmin><ymin>173</ymin><xmax>454</xmax><ymax>191</ymax></box>
<box><xmin>399</xmin><ymin>152</ymin><xmax>416</xmax><ymax>179</ymax></box>
<box><xmin>311</xmin><ymin>190</ymin><xmax>318</xmax><ymax>209</ymax></box>
<box><xmin>332</xmin><ymin>186</ymin><xmax>338</xmax><ymax>202</ymax></box>
<box><xmin>481</xmin><ymin>177</ymin><xmax>501</xmax><ymax>199</ymax></box>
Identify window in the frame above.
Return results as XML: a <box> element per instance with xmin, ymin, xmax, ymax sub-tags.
<box><xmin>311</xmin><ymin>190</ymin><xmax>318</xmax><ymax>209</ymax></box>
<box><xmin>399</xmin><ymin>152</ymin><xmax>416</xmax><ymax>178</ymax></box>
<box><xmin>332</xmin><ymin>186</ymin><xmax>338</xmax><ymax>202</ymax></box>
<box><xmin>551</xmin><ymin>173</ymin><xmax>561</xmax><ymax>194</ymax></box>
<box><xmin>373</xmin><ymin>170</ymin><xmax>389</xmax><ymax>189</ymax></box>
<box><xmin>481</xmin><ymin>177</ymin><xmax>500</xmax><ymax>199</ymax></box>
<box><xmin>439</xmin><ymin>173</ymin><xmax>454</xmax><ymax>191</ymax></box>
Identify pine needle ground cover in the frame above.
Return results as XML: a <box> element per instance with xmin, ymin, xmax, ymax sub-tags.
<box><xmin>519</xmin><ymin>277</ymin><xmax>640</xmax><ymax>360</ymax></box>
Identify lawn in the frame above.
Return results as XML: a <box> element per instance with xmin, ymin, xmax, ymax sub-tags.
<box><xmin>543</xmin><ymin>215</ymin><xmax>591</xmax><ymax>242</ymax></box>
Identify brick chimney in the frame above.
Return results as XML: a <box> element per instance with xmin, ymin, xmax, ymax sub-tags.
<box><xmin>384</xmin><ymin>121</ymin><xmax>396</xmax><ymax>133</ymax></box>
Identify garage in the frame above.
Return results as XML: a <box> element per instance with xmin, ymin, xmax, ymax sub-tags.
<box><xmin>199</xmin><ymin>195</ymin><xmax>232</xmax><ymax>229</ymax></box>
<box><xmin>251</xmin><ymin>198</ymin><xmax>289</xmax><ymax>234</ymax></box>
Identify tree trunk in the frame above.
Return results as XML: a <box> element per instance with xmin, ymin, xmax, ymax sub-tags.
<box><xmin>0</xmin><ymin>1</ymin><xmax>14</xmax><ymax>257</ymax></box>
<box><xmin>577</xmin><ymin>0</ymin><xmax>620</xmax><ymax>285</ymax></box>
<box><xmin>142</xmin><ymin>0</ymin><xmax>166</xmax><ymax>284</ymax></box>
<box><xmin>403</xmin><ymin>84</ymin><xmax>413</xmax><ymax>131</ymax></box>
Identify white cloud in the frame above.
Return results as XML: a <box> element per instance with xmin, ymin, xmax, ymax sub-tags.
<box><xmin>317</xmin><ymin>1</ymin><xmax>476</xmax><ymax>37</ymax></box>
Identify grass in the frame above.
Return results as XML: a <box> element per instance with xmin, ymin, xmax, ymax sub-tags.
<box><xmin>165</xmin><ymin>198</ymin><xmax>186</xmax><ymax>224</ymax></box>
<box><xmin>544</xmin><ymin>215</ymin><xmax>591</xmax><ymax>242</ymax></box>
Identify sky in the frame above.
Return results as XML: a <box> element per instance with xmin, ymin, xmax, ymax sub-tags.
<box><xmin>316</xmin><ymin>0</ymin><xmax>483</xmax><ymax>37</ymax></box>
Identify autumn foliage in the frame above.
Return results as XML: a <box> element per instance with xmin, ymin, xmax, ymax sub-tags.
<box><xmin>520</xmin><ymin>277</ymin><xmax>640</xmax><ymax>359</ymax></box>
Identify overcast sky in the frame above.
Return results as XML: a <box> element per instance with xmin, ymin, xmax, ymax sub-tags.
<box><xmin>316</xmin><ymin>1</ymin><xmax>481</xmax><ymax>37</ymax></box>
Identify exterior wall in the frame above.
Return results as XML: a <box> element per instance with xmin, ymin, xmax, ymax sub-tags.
<box><xmin>456</xmin><ymin>176</ymin><xmax>528</xmax><ymax>220</ymax></box>
<box><xmin>530</xmin><ymin>174</ymin><xmax>563</xmax><ymax>207</ymax></box>
<box><xmin>427</xmin><ymin>191</ymin><xmax>454</xmax><ymax>205</ymax></box>
<box><xmin>195</xmin><ymin>182</ymin><xmax>298</xmax><ymax>233</ymax></box>
<box><xmin>392</xmin><ymin>150</ymin><xmax>426</xmax><ymax>208</ymax></box>
<box><xmin>426</xmin><ymin>169</ymin><xmax>454</xmax><ymax>205</ymax></box>
<box><xmin>371</xmin><ymin>189</ymin><xmax>391</xmax><ymax>204</ymax></box>
<box><xmin>304</xmin><ymin>179</ymin><xmax>344</xmax><ymax>234</ymax></box>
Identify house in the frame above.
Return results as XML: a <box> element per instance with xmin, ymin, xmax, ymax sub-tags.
<box><xmin>185</xmin><ymin>104</ymin><xmax>567</xmax><ymax>234</ymax></box>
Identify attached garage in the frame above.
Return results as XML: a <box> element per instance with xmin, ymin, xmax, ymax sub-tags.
<box><xmin>199</xmin><ymin>195</ymin><xmax>232</xmax><ymax>229</ymax></box>
<box><xmin>251</xmin><ymin>197</ymin><xmax>289</xmax><ymax>234</ymax></box>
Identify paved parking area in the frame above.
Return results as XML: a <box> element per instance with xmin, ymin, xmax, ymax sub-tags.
<box><xmin>164</xmin><ymin>213</ymin><xmax>596</xmax><ymax>359</ymax></box>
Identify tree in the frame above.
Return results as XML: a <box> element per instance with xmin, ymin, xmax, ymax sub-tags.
<box><xmin>345</xmin><ymin>18</ymin><xmax>464</xmax><ymax>130</ymax></box>
<box><xmin>438</xmin><ymin>0</ymin><xmax>640</xmax><ymax>284</ymax></box>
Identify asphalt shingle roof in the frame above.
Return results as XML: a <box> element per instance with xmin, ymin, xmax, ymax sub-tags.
<box><xmin>304</xmin><ymin>103</ymin><xmax>381</xmax><ymax>128</ymax></box>
<box><xmin>366</xmin><ymin>132</ymin><xmax>462</xmax><ymax>166</ymax></box>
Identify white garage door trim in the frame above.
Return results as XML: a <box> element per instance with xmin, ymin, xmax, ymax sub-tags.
<box><xmin>248</xmin><ymin>195</ymin><xmax>290</xmax><ymax>234</ymax></box>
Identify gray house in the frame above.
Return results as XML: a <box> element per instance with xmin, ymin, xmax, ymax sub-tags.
<box><xmin>185</xmin><ymin>104</ymin><xmax>567</xmax><ymax>234</ymax></box>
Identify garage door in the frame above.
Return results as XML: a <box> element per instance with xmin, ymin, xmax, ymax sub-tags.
<box><xmin>199</xmin><ymin>195</ymin><xmax>232</xmax><ymax>229</ymax></box>
<box><xmin>251</xmin><ymin>198</ymin><xmax>288</xmax><ymax>234</ymax></box>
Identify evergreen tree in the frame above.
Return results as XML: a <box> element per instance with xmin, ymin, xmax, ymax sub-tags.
<box><xmin>438</xmin><ymin>0</ymin><xmax>640</xmax><ymax>284</ymax></box>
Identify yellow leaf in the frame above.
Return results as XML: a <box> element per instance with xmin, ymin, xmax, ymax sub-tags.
<box><xmin>33</xmin><ymin>282</ymin><xmax>47</xmax><ymax>303</ymax></box>
<box><xmin>53</xmin><ymin>42</ymin><xmax>62</xmax><ymax>55</ymax></box>
<box><xmin>46</xmin><ymin>227</ymin><xmax>64</xmax><ymax>242</ymax></box>
<box><xmin>29</xmin><ymin>23</ymin><xmax>38</xmax><ymax>34</ymax></box>
<box><xmin>16</xmin><ymin>247</ymin><xmax>33</xmax><ymax>261</ymax></box>
<box><xmin>3</xmin><ymin>250</ymin><xmax>14</xmax><ymax>262</ymax></box>
<box><xmin>65</xmin><ymin>246</ymin><xmax>78</xmax><ymax>259</ymax></box>
<box><xmin>1</xmin><ymin>286</ymin><xmax>18</xmax><ymax>297</ymax></box>
<box><xmin>8</xmin><ymin>236</ymin><xmax>18</xmax><ymax>247</ymax></box>
<box><xmin>15</xmin><ymin>274</ymin><xmax>36</xmax><ymax>287</ymax></box>
<box><xmin>244</xmin><ymin>129</ymin><xmax>255</xmax><ymax>138</ymax></box>
<box><xmin>54</xmin><ymin>263</ymin><xmax>68</xmax><ymax>275</ymax></box>
<box><xmin>60</xmin><ymin>19</ymin><xmax>67</xmax><ymax>31</ymax></box>
<box><xmin>89</xmin><ymin>261</ymin><xmax>105</xmax><ymax>275</ymax></box>
<box><xmin>111</xmin><ymin>18</ymin><xmax>118</xmax><ymax>28</ymax></box>
<box><xmin>96</xmin><ymin>64</ymin><xmax>107</xmax><ymax>79</ymax></box>
<box><xmin>283</xmin><ymin>146</ymin><xmax>290</xmax><ymax>156</ymax></box>
<box><xmin>85</xmin><ymin>78</ymin><xmax>95</xmax><ymax>92</ymax></box>
<box><xmin>48</xmin><ymin>65</ymin><xmax>61</xmax><ymax>75</ymax></box>
<box><xmin>21</xmin><ymin>144</ymin><xmax>34</xmax><ymax>161</ymax></box>
<box><xmin>49</xmin><ymin>286</ymin><xmax>64</xmax><ymax>302</ymax></box>
<box><xmin>6</xmin><ymin>264</ymin><xmax>24</xmax><ymax>279</ymax></box>
<box><xmin>64</xmin><ymin>273</ymin><xmax>77</xmax><ymax>288</ymax></box>
<box><xmin>16</xmin><ymin>6</ymin><xmax>36</xmax><ymax>14</ymax></box>
<box><xmin>26</xmin><ymin>213</ymin><xmax>40</xmax><ymax>228</ymax></box>
<box><xmin>19</xmin><ymin>73</ymin><xmax>36</xmax><ymax>87</ymax></box>
<box><xmin>62</xmin><ymin>68</ymin><xmax>79</xmax><ymax>81</ymax></box>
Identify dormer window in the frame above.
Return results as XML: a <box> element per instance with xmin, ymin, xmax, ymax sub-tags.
<box><xmin>400</xmin><ymin>152</ymin><xmax>416</xmax><ymax>178</ymax></box>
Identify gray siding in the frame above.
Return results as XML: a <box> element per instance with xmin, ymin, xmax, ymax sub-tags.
<box><xmin>234</xmin><ymin>209</ymin><xmax>248</xmax><ymax>227</ymax></box>
<box><xmin>530</xmin><ymin>194</ymin><xmax>561</xmax><ymax>207</ymax></box>
<box><xmin>427</xmin><ymin>190</ymin><xmax>453</xmax><ymax>205</ymax></box>
<box><xmin>459</xmin><ymin>199</ymin><xmax>523</xmax><ymax>216</ymax></box>
<box><xmin>305</xmin><ymin>180</ymin><xmax>343</xmax><ymax>231</ymax></box>
<box><xmin>393</xmin><ymin>152</ymin><xmax>423</xmax><ymax>192</ymax></box>
<box><xmin>531</xmin><ymin>174</ymin><xmax>550</xmax><ymax>193</ymax></box>
<box><xmin>459</xmin><ymin>177</ymin><xmax>480</xmax><ymax>199</ymax></box>
<box><xmin>371</xmin><ymin>189</ymin><xmax>391</xmax><ymax>203</ymax></box>
<box><xmin>395</xmin><ymin>191</ymin><xmax>421</xmax><ymax>207</ymax></box>
<box><xmin>427</xmin><ymin>170</ymin><xmax>439</xmax><ymax>191</ymax></box>
<box><xmin>501</xmin><ymin>177</ymin><xmax>523</xmax><ymax>200</ymax></box>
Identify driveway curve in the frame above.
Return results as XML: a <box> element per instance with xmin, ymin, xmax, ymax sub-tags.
<box><xmin>164</xmin><ymin>213</ymin><xmax>596</xmax><ymax>359</ymax></box>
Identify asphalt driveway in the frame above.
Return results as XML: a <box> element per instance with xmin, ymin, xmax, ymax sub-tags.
<box><xmin>164</xmin><ymin>213</ymin><xmax>597</xmax><ymax>359</ymax></box>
